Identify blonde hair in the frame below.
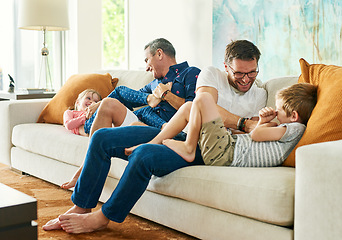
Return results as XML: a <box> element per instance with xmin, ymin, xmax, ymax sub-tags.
<box><xmin>74</xmin><ymin>89</ymin><xmax>102</xmax><ymax>110</ymax></box>
<box><xmin>276</xmin><ymin>83</ymin><xmax>317</xmax><ymax>125</ymax></box>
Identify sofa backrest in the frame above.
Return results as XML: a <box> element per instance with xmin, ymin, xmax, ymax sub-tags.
<box><xmin>263</xmin><ymin>76</ymin><xmax>298</xmax><ymax>109</ymax></box>
<box><xmin>101</xmin><ymin>70</ymin><xmax>154</xmax><ymax>91</ymax></box>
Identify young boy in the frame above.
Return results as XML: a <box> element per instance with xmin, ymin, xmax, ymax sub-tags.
<box><xmin>126</xmin><ymin>83</ymin><xmax>317</xmax><ymax>167</ymax></box>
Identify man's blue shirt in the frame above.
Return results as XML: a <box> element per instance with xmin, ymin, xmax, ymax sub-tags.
<box><xmin>139</xmin><ymin>61</ymin><xmax>200</xmax><ymax>122</ymax></box>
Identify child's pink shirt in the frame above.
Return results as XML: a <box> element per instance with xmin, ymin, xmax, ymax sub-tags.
<box><xmin>63</xmin><ymin>110</ymin><xmax>87</xmax><ymax>135</ymax></box>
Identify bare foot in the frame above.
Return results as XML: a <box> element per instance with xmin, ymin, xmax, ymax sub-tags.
<box><xmin>42</xmin><ymin>205</ymin><xmax>91</xmax><ymax>231</ymax></box>
<box><xmin>125</xmin><ymin>144</ymin><xmax>141</xmax><ymax>156</ymax></box>
<box><xmin>59</xmin><ymin>209</ymin><xmax>109</xmax><ymax>234</ymax></box>
<box><xmin>147</xmin><ymin>94</ymin><xmax>161</xmax><ymax>108</ymax></box>
<box><xmin>125</xmin><ymin>135</ymin><xmax>164</xmax><ymax>155</ymax></box>
<box><xmin>61</xmin><ymin>178</ymin><xmax>77</xmax><ymax>189</ymax></box>
<box><xmin>42</xmin><ymin>218</ymin><xmax>62</xmax><ymax>231</ymax></box>
<box><xmin>162</xmin><ymin>139</ymin><xmax>195</xmax><ymax>162</ymax></box>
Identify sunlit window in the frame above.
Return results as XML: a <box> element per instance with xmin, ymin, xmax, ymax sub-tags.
<box><xmin>102</xmin><ymin>0</ymin><xmax>126</xmax><ymax>69</ymax></box>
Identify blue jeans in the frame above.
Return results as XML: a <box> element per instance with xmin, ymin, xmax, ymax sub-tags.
<box><xmin>71</xmin><ymin>126</ymin><xmax>204</xmax><ymax>223</ymax></box>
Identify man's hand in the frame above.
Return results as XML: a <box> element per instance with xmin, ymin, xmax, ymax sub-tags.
<box><xmin>86</xmin><ymin>102</ymin><xmax>101</xmax><ymax>119</ymax></box>
<box><xmin>147</xmin><ymin>94</ymin><xmax>161</xmax><ymax>108</ymax></box>
<box><xmin>153</xmin><ymin>82</ymin><xmax>172</xmax><ymax>99</ymax></box>
<box><xmin>244</xmin><ymin>119</ymin><xmax>259</xmax><ymax>133</ymax></box>
<box><xmin>258</xmin><ymin>107</ymin><xmax>277</xmax><ymax>124</ymax></box>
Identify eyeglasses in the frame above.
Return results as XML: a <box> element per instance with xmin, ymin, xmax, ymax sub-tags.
<box><xmin>229</xmin><ymin>65</ymin><xmax>259</xmax><ymax>79</ymax></box>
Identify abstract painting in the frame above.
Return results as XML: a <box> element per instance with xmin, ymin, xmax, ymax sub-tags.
<box><xmin>213</xmin><ymin>0</ymin><xmax>342</xmax><ymax>81</ymax></box>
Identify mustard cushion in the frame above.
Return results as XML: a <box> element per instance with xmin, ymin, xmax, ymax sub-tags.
<box><xmin>37</xmin><ymin>73</ymin><xmax>118</xmax><ymax>124</ymax></box>
<box><xmin>283</xmin><ymin>58</ymin><xmax>342</xmax><ymax>167</ymax></box>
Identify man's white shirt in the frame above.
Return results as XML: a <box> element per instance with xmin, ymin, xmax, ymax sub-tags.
<box><xmin>196</xmin><ymin>66</ymin><xmax>267</xmax><ymax>118</ymax></box>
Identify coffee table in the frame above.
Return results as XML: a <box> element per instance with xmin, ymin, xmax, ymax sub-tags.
<box><xmin>0</xmin><ymin>183</ymin><xmax>37</xmax><ymax>239</ymax></box>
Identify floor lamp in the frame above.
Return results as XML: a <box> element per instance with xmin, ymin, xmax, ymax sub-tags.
<box><xmin>18</xmin><ymin>0</ymin><xmax>69</xmax><ymax>91</ymax></box>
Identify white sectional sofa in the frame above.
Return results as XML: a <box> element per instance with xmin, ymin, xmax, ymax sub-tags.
<box><xmin>1</xmin><ymin>70</ymin><xmax>341</xmax><ymax>240</ymax></box>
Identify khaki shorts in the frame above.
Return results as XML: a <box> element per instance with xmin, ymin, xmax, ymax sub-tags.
<box><xmin>199</xmin><ymin>117</ymin><xmax>236</xmax><ymax>166</ymax></box>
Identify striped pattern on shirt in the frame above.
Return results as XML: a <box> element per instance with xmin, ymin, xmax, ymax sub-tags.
<box><xmin>231</xmin><ymin>122</ymin><xmax>306</xmax><ymax>167</ymax></box>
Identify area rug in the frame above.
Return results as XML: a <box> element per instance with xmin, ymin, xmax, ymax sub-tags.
<box><xmin>0</xmin><ymin>163</ymin><xmax>197</xmax><ymax>240</ymax></box>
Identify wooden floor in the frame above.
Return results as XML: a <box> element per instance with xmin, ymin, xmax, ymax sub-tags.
<box><xmin>0</xmin><ymin>163</ymin><xmax>197</xmax><ymax>240</ymax></box>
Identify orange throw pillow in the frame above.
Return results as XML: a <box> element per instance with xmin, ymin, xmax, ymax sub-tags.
<box><xmin>283</xmin><ymin>58</ymin><xmax>342</xmax><ymax>167</ymax></box>
<box><xmin>37</xmin><ymin>73</ymin><xmax>118</xmax><ymax>124</ymax></box>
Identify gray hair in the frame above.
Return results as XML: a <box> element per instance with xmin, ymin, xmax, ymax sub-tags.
<box><xmin>144</xmin><ymin>38</ymin><xmax>176</xmax><ymax>58</ymax></box>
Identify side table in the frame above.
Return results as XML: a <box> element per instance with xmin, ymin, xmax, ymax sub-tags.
<box><xmin>0</xmin><ymin>91</ymin><xmax>56</xmax><ymax>101</ymax></box>
<box><xmin>0</xmin><ymin>183</ymin><xmax>37</xmax><ymax>239</ymax></box>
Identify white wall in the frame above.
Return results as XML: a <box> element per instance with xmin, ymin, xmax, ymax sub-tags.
<box><xmin>68</xmin><ymin>0</ymin><xmax>213</xmax><ymax>76</ymax></box>
<box><xmin>66</xmin><ymin>0</ymin><xmax>102</xmax><ymax>76</ymax></box>
<box><xmin>0</xmin><ymin>1</ymin><xmax>15</xmax><ymax>89</ymax></box>
<box><xmin>128</xmin><ymin>0</ymin><xmax>212</xmax><ymax>70</ymax></box>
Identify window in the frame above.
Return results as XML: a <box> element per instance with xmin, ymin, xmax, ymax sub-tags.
<box><xmin>14</xmin><ymin>29</ymin><xmax>65</xmax><ymax>90</ymax></box>
<box><xmin>102</xmin><ymin>0</ymin><xmax>126</xmax><ymax>69</ymax></box>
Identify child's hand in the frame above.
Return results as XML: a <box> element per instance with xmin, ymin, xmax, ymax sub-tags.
<box><xmin>86</xmin><ymin>102</ymin><xmax>100</xmax><ymax>119</ymax></box>
<box><xmin>258</xmin><ymin>107</ymin><xmax>277</xmax><ymax>124</ymax></box>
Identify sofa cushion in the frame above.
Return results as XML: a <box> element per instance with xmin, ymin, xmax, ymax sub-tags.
<box><xmin>37</xmin><ymin>73</ymin><xmax>118</xmax><ymax>125</ymax></box>
<box><xmin>13</xmin><ymin>123</ymin><xmax>295</xmax><ymax>227</ymax></box>
<box><xmin>12</xmin><ymin>123</ymin><xmax>89</xmax><ymax>167</ymax></box>
<box><xmin>284</xmin><ymin>58</ymin><xmax>342</xmax><ymax>167</ymax></box>
<box><xmin>110</xmin><ymin>158</ymin><xmax>295</xmax><ymax>227</ymax></box>
<box><xmin>12</xmin><ymin>123</ymin><xmax>295</xmax><ymax>226</ymax></box>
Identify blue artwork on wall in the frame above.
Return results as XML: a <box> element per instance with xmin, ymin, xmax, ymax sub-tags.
<box><xmin>213</xmin><ymin>0</ymin><xmax>342</xmax><ymax>82</ymax></box>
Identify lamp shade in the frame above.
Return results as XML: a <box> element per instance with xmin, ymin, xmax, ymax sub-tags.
<box><xmin>18</xmin><ymin>0</ymin><xmax>69</xmax><ymax>31</ymax></box>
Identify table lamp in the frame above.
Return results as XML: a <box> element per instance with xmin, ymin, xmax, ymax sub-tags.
<box><xmin>18</xmin><ymin>0</ymin><xmax>69</xmax><ymax>91</ymax></box>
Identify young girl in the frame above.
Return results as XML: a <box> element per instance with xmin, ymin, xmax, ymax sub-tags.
<box><xmin>63</xmin><ymin>89</ymin><xmax>102</xmax><ymax>136</ymax></box>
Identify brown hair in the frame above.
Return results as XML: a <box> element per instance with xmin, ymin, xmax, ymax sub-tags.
<box><xmin>276</xmin><ymin>83</ymin><xmax>317</xmax><ymax>125</ymax></box>
<box><xmin>74</xmin><ymin>89</ymin><xmax>102</xmax><ymax>110</ymax></box>
<box><xmin>224</xmin><ymin>40</ymin><xmax>261</xmax><ymax>65</ymax></box>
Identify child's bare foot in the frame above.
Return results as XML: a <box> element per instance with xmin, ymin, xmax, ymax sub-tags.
<box><xmin>42</xmin><ymin>205</ymin><xmax>91</xmax><ymax>231</ymax></box>
<box><xmin>125</xmin><ymin>144</ymin><xmax>141</xmax><ymax>156</ymax></box>
<box><xmin>162</xmin><ymin>139</ymin><xmax>195</xmax><ymax>162</ymax></box>
<box><xmin>125</xmin><ymin>136</ymin><xmax>165</xmax><ymax>155</ymax></box>
<box><xmin>59</xmin><ymin>209</ymin><xmax>109</xmax><ymax>234</ymax></box>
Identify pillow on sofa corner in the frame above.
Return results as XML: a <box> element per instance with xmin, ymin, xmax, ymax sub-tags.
<box><xmin>37</xmin><ymin>73</ymin><xmax>118</xmax><ymax>124</ymax></box>
<box><xmin>283</xmin><ymin>58</ymin><xmax>342</xmax><ymax>167</ymax></box>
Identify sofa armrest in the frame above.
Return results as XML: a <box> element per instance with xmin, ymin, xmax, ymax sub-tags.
<box><xmin>0</xmin><ymin>99</ymin><xmax>50</xmax><ymax>166</ymax></box>
<box><xmin>295</xmin><ymin>139</ymin><xmax>342</xmax><ymax>240</ymax></box>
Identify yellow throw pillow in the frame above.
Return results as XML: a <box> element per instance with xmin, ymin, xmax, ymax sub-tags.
<box><xmin>37</xmin><ymin>73</ymin><xmax>118</xmax><ymax>124</ymax></box>
<box><xmin>283</xmin><ymin>58</ymin><xmax>342</xmax><ymax>167</ymax></box>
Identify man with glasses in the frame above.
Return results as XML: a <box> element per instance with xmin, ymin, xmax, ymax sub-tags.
<box><xmin>195</xmin><ymin>40</ymin><xmax>267</xmax><ymax>133</ymax></box>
